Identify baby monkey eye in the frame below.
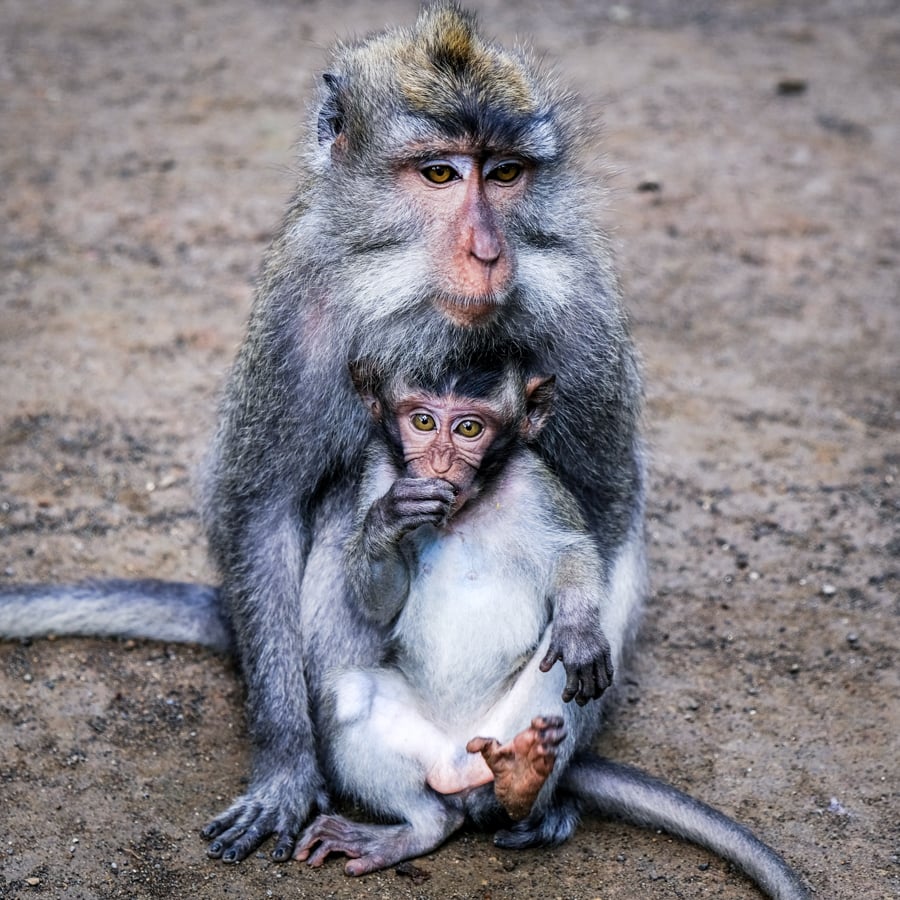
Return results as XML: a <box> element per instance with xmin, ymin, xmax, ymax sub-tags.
<box><xmin>412</xmin><ymin>413</ymin><xmax>437</xmax><ymax>431</ymax></box>
<box><xmin>455</xmin><ymin>419</ymin><xmax>483</xmax><ymax>438</ymax></box>
<box><xmin>421</xmin><ymin>164</ymin><xmax>457</xmax><ymax>184</ymax></box>
<box><xmin>489</xmin><ymin>161</ymin><xmax>522</xmax><ymax>183</ymax></box>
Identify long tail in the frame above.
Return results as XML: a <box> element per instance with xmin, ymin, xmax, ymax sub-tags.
<box><xmin>563</xmin><ymin>751</ymin><xmax>809</xmax><ymax>900</ymax></box>
<box><xmin>0</xmin><ymin>579</ymin><xmax>233</xmax><ymax>653</ymax></box>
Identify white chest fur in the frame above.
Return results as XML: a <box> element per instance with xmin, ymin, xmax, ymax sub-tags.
<box><xmin>391</xmin><ymin>513</ymin><xmax>552</xmax><ymax>721</ymax></box>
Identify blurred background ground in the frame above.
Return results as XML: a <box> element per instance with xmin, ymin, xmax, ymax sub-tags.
<box><xmin>1</xmin><ymin>1</ymin><xmax>898</xmax><ymax>898</ymax></box>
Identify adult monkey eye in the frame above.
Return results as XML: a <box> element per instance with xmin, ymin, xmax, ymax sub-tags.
<box><xmin>412</xmin><ymin>413</ymin><xmax>437</xmax><ymax>431</ymax></box>
<box><xmin>490</xmin><ymin>161</ymin><xmax>523</xmax><ymax>183</ymax></box>
<box><xmin>455</xmin><ymin>419</ymin><xmax>484</xmax><ymax>438</ymax></box>
<box><xmin>421</xmin><ymin>164</ymin><xmax>457</xmax><ymax>184</ymax></box>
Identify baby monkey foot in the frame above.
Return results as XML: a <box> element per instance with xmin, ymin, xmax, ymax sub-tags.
<box><xmin>466</xmin><ymin>715</ymin><xmax>566</xmax><ymax>820</ymax></box>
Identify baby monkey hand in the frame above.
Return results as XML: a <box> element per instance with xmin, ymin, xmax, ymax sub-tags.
<box><xmin>540</xmin><ymin>620</ymin><xmax>613</xmax><ymax>706</ymax></box>
<box><xmin>366</xmin><ymin>477</ymin><xmax>457</xmax><ymax>549</ymax></box>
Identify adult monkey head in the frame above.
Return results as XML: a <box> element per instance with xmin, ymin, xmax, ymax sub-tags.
<box><xmin>293</xmin><ymin>2</ymin><xmax>606</xmax><ymax>379</ymax></box>
<box><xmin>201</xmin><ymin>1</ymin><xmax>644</xmax><ymax>866</ymax></box>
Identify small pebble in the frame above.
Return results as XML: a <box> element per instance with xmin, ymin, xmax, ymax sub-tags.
<box><xmin>776</xmin><ymin>77</ymin><xmax>808</xmax><ymax>96</ymax></box>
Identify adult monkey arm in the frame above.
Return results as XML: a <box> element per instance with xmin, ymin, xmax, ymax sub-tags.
<box><xmin>199</xmin><ymin>3</ymin><xmax>646</xmax><ymax>863</ymax></box>
<box><xmin>198</xmin><ymin>287</ymin><xmax>344</xmax><ymax>861</ymax></box>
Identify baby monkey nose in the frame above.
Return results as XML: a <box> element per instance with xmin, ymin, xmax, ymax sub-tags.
<box><xmin>429</xmin><ymin>448</ymin><xmax>454</xmax><ymax>474</ymax></box>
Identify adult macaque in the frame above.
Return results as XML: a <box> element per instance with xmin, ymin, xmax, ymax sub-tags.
<box><xmin>0</xmin><ymin>5</ymin><xmax>809</xmax><ymax>897</ymax></box>
<box><xmin>197</xmin><ymin>2</ymin><xmax>648</xmax><ymax>864</ymax></box>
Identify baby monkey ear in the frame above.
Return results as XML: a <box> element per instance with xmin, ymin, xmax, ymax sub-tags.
<box><xmin>348</xmin><ymin>359</ymin><xmax>383</xmax><ymax>423</ymax></box>
<box><xmin>521</xmin><ymin>374</ymin><xmax>556</xmax><ymax>441</ymax></box>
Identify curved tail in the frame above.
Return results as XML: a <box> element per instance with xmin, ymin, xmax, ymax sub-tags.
<box><xmin>563</xmin><ymin>752</ymin><xmax>809</xmax><ymax>900</ymax></box>
<box><xmin>0</xmin><ymin>579</ymin><xmax>233</xmax><ymax>653</ymax></box>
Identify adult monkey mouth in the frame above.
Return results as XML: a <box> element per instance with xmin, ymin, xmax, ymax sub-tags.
<box><xmin>437</xmin><ymin>293</ymin><xmax>502</xmax><ymax>327</ymax></box>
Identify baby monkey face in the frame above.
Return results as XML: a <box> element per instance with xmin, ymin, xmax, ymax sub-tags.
<box><xmin>395</xmin><ymin>393</ymin><xmax>502</xmax><ymax>496</ymax></box>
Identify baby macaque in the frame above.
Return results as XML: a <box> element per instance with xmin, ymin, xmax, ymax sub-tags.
<box><xmin>296</xmin><ymin>361</ymin><xmax>613</xmax><ymax>873</ymax></box>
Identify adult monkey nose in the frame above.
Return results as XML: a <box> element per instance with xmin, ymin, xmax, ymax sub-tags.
<box><xmin>463</xmin><ymin>176</ymin><xmax>503</xmax><ymax>265</ymax></box>
<box><xmin>469</xmin><ymin>217</ymin><xmax>503</xmax><ymax>264</ymax></box>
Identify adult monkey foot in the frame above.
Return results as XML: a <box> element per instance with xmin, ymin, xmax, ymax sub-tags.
<box><xmin>295</xmin><ymin>814</ymin><xmax>408</xmax><ymax>876</ymax></box>
<box><xmin>466</xmin><ymin>715</ymin><xmax>566</xmax><ymax>820</ymax></box>
<box><xmin>202</xmin><ymin>771</ymin><xmax>328</xmax><ymax>862</ymax></box>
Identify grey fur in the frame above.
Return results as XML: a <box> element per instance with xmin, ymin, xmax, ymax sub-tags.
<box><xmin>290</xmin><ymin>377</ymin><xmax>807</xmax><ymax>897</ymax></box>
<box><xmin>0</xmin><ymin>580</ymin><xmax>231</xmax><ymax>653</ymax></box>
<box><xmin>564</xmin><ymin>755</ymin><xmax>810</xmax><ymax>900</ymax></box>
<box><xmin>301</xmin><ymin>431</ymin><xmax>630</xmax><ymax>863</ymax></box>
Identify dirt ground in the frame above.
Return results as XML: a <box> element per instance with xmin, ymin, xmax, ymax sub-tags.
<box><xmin>1</xmin><ymin>1</ymin><xmax>897</xmax><ymax>898</ymax></box>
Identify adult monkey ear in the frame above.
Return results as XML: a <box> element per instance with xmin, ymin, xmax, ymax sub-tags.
<box><xmin>318</xmin><ymin>72</ymin><xmax>348</xmax><ymax>154</ymax></box>
<box><xmin>521</xmin><ymin>374</ymin><xmax>556</xmax><ymax>441</ymax></box>
<box><xmin>348</xmin><ymin>359</ymin><xmax>383</xmax><ymax>423</ymax></box>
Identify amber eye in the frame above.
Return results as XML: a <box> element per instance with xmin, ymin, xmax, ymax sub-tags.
<box><xmin>455</xmin><ymin>419</ymin><xmax>483</xmax><ymax>438</ymax></box>
<box><xmin>490</xmin><ymin>162</ymin><xmax>522</xmax><ymax>183</ymax></box>
<box><xmin>412</xmin><ymin>413</ymin><xmax>436</xmax><ymax>431</ymax></box>
<box><xmin>422</xmin><ymin>164</ymin><xmax>457</xmax><ymax>184</ymax></box>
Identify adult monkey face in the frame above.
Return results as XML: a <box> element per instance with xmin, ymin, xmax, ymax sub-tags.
<box><xmin>311</xmin><ymin>3</ymin><xmax>576</xmax><ymax>356</ymax></box>
<box><xmin>399</xmin><ymin>151</ymin><xmax>527</xmax><ymax>325</ymax></box>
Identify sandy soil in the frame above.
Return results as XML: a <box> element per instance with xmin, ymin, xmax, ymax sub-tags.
<box><xmin>1</xmin><ymin>1</ymin><xmax>898</xmax><ymax>898</ymax></box>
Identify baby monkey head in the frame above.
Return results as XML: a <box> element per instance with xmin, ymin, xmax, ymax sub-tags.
<box><xmin>394</xmin><ymin>392</ymin><xmax>501</xmax><ymax>492</ymax></box>
<box><xmin>350</xmin><ymin>359</ymin><xmax>555</xmax><ymax>506</ymax></box>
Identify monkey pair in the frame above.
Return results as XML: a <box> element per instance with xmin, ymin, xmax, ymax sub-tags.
<box><xmin>0</xmin><ymin>4</ymin><xmax>809</xmax><ymax>897</ymax></box>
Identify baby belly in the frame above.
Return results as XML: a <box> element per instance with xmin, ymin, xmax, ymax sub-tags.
<box><xmin>394</xmin><ymin>570</ymin><xmax>549</xmax><ymax>718</ymax></box>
